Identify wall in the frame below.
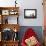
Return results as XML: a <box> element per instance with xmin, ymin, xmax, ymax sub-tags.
<box><xmin>18</xmin><ymin>0</ymin><xmax>43</xmax><ymax>26</ymax></box>
<box><xmin>0</xmin><ymin>0</ymin><xmax>43</xmax><ymax>26</ymax></box>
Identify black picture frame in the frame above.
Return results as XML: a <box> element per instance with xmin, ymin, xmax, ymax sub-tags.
<box><xmin>24</xmin><ymin>9</ymin><xmax>37</xmax><ymax>18</ymax></box>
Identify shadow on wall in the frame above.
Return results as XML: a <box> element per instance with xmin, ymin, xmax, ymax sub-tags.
<box><xmin>18</xmin><ymin>26</ymin><xmax>43</xmax><ymax>44</ymax></box>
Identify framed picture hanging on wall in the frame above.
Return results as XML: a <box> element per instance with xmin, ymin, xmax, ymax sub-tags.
<box><xmin>24</xmin><ymin>9</ymin><xmax>37</xmax><ymax>18</ymax></box>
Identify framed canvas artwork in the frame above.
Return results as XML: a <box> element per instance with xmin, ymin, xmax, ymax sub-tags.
<box><xmin>24</xmin><ymin>9</ymin><xmax>37</xmax><ymax>18</ymax></box>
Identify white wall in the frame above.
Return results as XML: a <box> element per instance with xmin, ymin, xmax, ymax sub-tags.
<box><xmin>0</xmin><ymin>0</ymin><xmax>15</xmax><ymax>7</ymax></box>
<box><xmin>18</xmin><ymin>0</ymin><xmax>43</xmax><ymax>26</ymax></box>
<box><xmin>0</xmin><ymin>0</ymin><xmax>43</xmax><ymax>26</ymax></box>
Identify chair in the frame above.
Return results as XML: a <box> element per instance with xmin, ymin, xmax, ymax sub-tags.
<box><xmin>21</xmin><ymin>28</ymin><xmax>41</xmax><ymax>46</ymax></box>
